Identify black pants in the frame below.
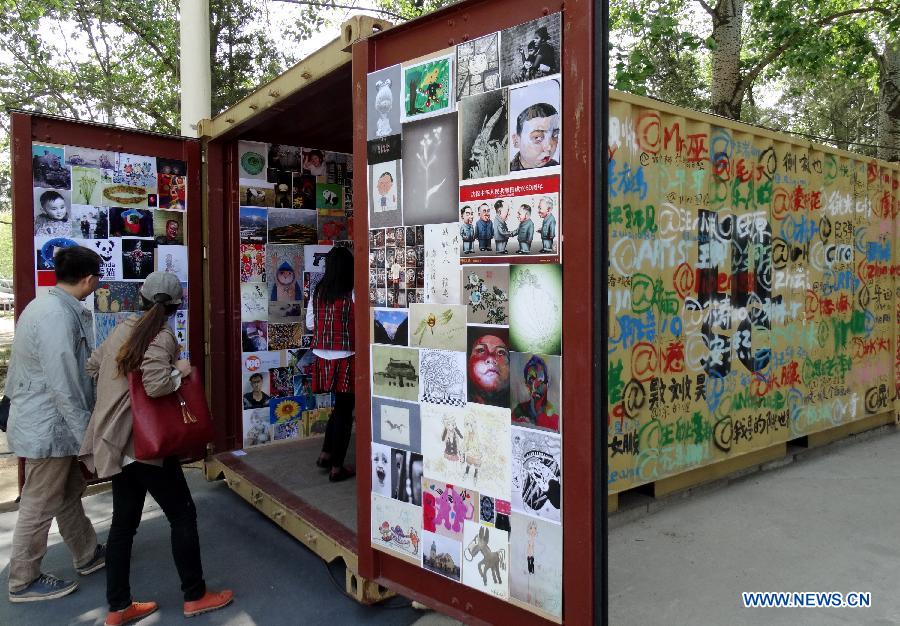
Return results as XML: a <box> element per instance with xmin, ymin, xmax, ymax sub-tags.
<box><xmin>322</xmin><ymin>392</ymin><xmax>354</xmax><ymax>468</ymax></box>
<box><xmin>107</xmin><ymin>458</ymin><xmax>206</xmax><ymax>611</ymax></box>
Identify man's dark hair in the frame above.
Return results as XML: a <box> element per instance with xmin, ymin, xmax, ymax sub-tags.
<box><xmin>55</xmin><ymin>246</ymin><xmax>101</xmax><ymax>284</ymax></box>
<box><xmin>460</xmin><ymin>205</ymin><xmax>471</xmax><ymax>218</ymax></box>
<box><xmin>520</xmin><ymin>203</ymin><xmax>532</xmax><ymax>215</ymax></box>
<box><xmin>249</xmin><ymin>373</ymin><xmax>263</xmax><ymax>383</ymax></box>
<box><xmin>494</xmin><ymin>200</ymin><xmax>504</xmax><ymax>210</ymax></box>
<box><xmin>379</xmin><ymin>172</ymin><xmax>393</xmax><ymax>182</ymax></box>
<box><xmin>516</xmin><ymin>103</ymin><xmax>558</xmax><ymax>135</ymax></box>
<box><xmin>39</xmin><ymin>189</ymin><xmax>64</xmax><ymax>208</ymax></box>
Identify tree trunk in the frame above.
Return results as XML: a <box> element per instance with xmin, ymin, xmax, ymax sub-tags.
<box><xmin>877</xmin><ymin>38</ymin><xmax>900</xmax><ymax>162</ymax></box>
<box><xmin>709</xmin><ymin>0</ymin><xmax>744</xmax><ymax>120</ymax></box>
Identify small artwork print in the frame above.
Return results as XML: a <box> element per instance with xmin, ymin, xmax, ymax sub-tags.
<box><xmin>268</xmin><ymin>144</ymin><xmax>303</xmax><ymax>171</ymax></box>
<box><xmin>402</xmin><ymin>115</ymin><xmax>459</xmax><ymax>226</ymax></box>
<box><xmin>71</xmin><ymin>205</ymin><xmax>108</xmax><ymax>239</ymax></box>
<box><xmin>423</xmin><ymin>223</ymin><xmax>462</xmax><ymax>304</ymax></box>
<box><xmin>65</xmin><ymin>146</ymin><xmax>116</xmax><ymax>170</ymax></box>
<box><xmin>408</xmin><ymin>304</ymin><xmax>466</xmax><ymax>351</ymax></box>
<box><xmin>371</xmin><ymin>494</ymin><xmax>422</xmax><ymax>565</ymax></box>
<box><xmin>267</xmin><ymin>323</ymin><xmax>303</xmax><ymax>351</ymax></box>
<box><xmin>509</xmin><ymin>264</ymin><xmax>562</xmax><ymax>355</ymax></box>
<box><xmin>372</xmin><ymin>308</ymin><xmax>409</xmax><ymax>346</ymax></box>
<box><xmin>421</xmin><ymin>403</ymin><xmax>512</xmax><ymax>500</ymax></box>
<box><xmin>461</xmin><ymin>522</ymin><xmax>509</xmax><ymax>599</ymax></box>
<box><xmin>463</xmin><ymin>266</ymin><xmax>509</xmax><ymax>325</ymax></box>
<box><xmin>239</xmin><ymin>207</ymin><xmax>268</xmax><ymax>245</ymax></box>
<box><xmin>35</xmin><ymin>237</ymin><xmax>77</xmax><ymax>271</ymax></box>
<box><xmin>95</xmin><ymin>281</ymin><xmax>141</xmax><ymax>313</ymax></box>
<box><xmin>500</xmin><ymin>13</ymin><xmax>561</xmax><ymax>87</ymax></box>
<box><xmin>511</xmin><ymin>426</ymin><xmax>561</xmax><ymax>522</ymax></box>
<box><xmin>508</xmin><ymin>78</ymin><xmax>561</xmax><ymax>172</ymax></box>
<box><xmin>390</xmin><ymin>448</ymin><xmax>423</xmax><ymax>506</ymax></box>
<box><xmin>422</xmin><ymin>479</ymin><xmax>477</xmax><ymax>541</ymax></box>
<box><xmin>268</xmin><ymin>245</ymin><xmax>304</xmax><ymax>302</ymax></box>
<box><xmin>153</xmin><ymin>210</ymin><xmax>184</xmax><ymax>245</ymax></box>
<box><xmin>270</xmin><ymin>395</ymin><xmax>303</xmax><ymax>424</ymax></box>
<box><xmin>317</xmin><ymin>215</ymin><xmax>348</xmax><ymax>242</ymax></box>
<box><xmin>269</xmin><ymin>302</ymin><xmax>303</xmax><ymax>324</ymax></box>
<box><xmin>240</xmin><ymin>244</ymin><xmax>266</xmax><ymax>282</ymax></box>
<box><xmin>157</xmin><ymin>158</ymin><xmax>187</xmax><ymax>176</ymax></box>
<box><xmin>371</xmin><ymin>396</ymin><xmax>421</xmax><ymax>452</ymax></box>
<box><xmin>269</xmin><ymin>366</ymin><xmax>295</xmax><ymax>398</ymax></box>
<box><xmin>243</xmin><ymin>409</ymin><xmax>272</xmax><ymax>447</ymax></box>
<box><xmin>402</xmin><ymin>54</ymin><xmax>453</xmax><ymax>121</ymax></box>
<box><xmin>32</xmin><ymin>145</ymin><xmax>70</xmax><ymax>189</ymax></box>
<box><xmin>418</xmin><ymin>349</ymin><xmax>467</xmax><ymax>407</ymax></box>
<box><xmin>33</xmin><ymin>188</ymin><xmax>72</xmax><ymax>237</ymax></box>
<box><xmin>242</xmin><ymin>321</ymin><xmax>268</xmax><ymax>352</ymax></box>
<box><xmin>510</xmin><ymin>353</ymin><xmax>561</xmax><ymax>432</ymax></box>
<box><xmin>368</xmin><ymin>160</ymin><xmax>402</xmax><ymax>229</ymax></box>
<box><xmin>292</xmin><ymin>173</ymin><xmax>316</xmax><ymax>209</ymax></box>
<box><xmin>109</xmin><ymin>208</ymin><xmax>153</xmax><ymax>238</ymax></box>
<box><xmin>158</xmin><ymin>174</ymin><xmax>187</xmax><ymax>211</ymax></box>
<box><xmin>240</xmin><ymin>282</ymin><xmax>268</xmax><ymax>322</ymax></box>
<box><xmin>94</xmin><ymin>312</ymin><xmax>129</xmax><ymax>347</ymax></box>
<box><xmin>115</xmin><ymin>153</ymin><xmax>157</xmax><ymax>188</ymax></box>
<box><xmin>371</xmin><ymin>442</ymin><xmax>392</xmax><ymax>498</ymax></box>
<box><xmin>301</xmin><ymin>149</ymin><xmax>327</xmax><ymax>177</ymax></box>
<box><xmin>70</xmin><ymin>166</ymin><xmax>104</xmax><ymax>205</ymax></box>
<box><xmin>268</xmin><ymin>209</ymin><xmax>317</xmax><ymax>245</ymax></box>
<box><xmin>459</xmin><ymin>89</ymin><xmax>509</xmax><ymax>181</ymax></box>
<box><xmin>467</xmin><ymin>326</ymin><xmax>511</xmax><ymax>408</ymax></box>
<box><xmin>157</xmin><ymin>245</ymin><xmax>188</xmax><ymax>282</ymax></box>
<box><xmin>240</xmin><ymin>184</ymin><xmax>274</xmax><ymax>207</ymax></box>
<box><xmin>121</xmin><ymin>239</ymin><xmax>154</xmax><ymax>280</ymax></box>
<box><xmin>316</xmin><ymin>183</ymin><xmax>343</xmax><ymax>210</ymax></box>
<box><xmin>238</xmin><ymin>141</ymin><xmax>269</xmax><ymax>180</ymax></box>
<box><xmin>456</xmin><ymin>32</ymin><xmax>501</xmax><ymax>99</ymax></box>
<box><xmin>274</xmin><ymin>418</ymin><xmax>303</xmax><ymax>441</ymax></box>
<box><xmin>371</xmin><ymin>345</ymin><xmax>419</xmax><ymax>402</ymax></box>
<box><xmin>508</xmin><ymin>511</ymin><xmax>562</xmax><ymax>617</ymax></box>
<box><xmin>367</xmin><ymin>64</ymin><xmax>402</xmax><ymax>140</ymax></box>
<box><xmin>421</xmin><ymin>531</ymin><xmax>462</xmax><ymax>582</ymax></box>
<box><xmin>91</xmin><ymin>239</ymin><xmax>121</xmax><ymax>280</ymax></box>
<box><xmin>304</xmin><ymin>245</ymin><xmax>333</xmax><ymax>274</ymax></box>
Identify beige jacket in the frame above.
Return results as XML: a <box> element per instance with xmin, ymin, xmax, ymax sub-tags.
<box><xmin>79</xmin><ymin>316</ymin><xmax>180</xmax><ymax>478</ymax></box>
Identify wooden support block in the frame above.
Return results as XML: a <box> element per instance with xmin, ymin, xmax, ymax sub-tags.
<box><xmin>652</xmin><ymin>443</ymin><xmax>788</xmax><ymax>498</ymax></box>
<box><xmin>608</xmin><ymin>492</ymin><xmax>619</xmax><ymax>513</ymax></box>
<box><xmin>807</xmin><ymin>411</ymin><xmax>894</xmax><ymax>448</ymax></box>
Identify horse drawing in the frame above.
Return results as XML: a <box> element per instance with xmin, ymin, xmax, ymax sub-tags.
<box><xmin>465</xmin><ymin>526</ymin><xmax>506</xmax><ymax>585</ymax></box>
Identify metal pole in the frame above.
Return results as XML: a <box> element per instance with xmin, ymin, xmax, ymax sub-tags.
<box><xmin>180</xmin><ymin>0</ymin><xmax>212</xmax><ymax>137</ymax></box>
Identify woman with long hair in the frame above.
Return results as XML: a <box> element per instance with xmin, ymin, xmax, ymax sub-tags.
<box><xmin>80</xmin><ymin>272</ymin><xmax>232</xmax><ymax>626</ymax></box>
<box><xmin>305</xmin><ymin>246</ymin><xmax>356</xmax><ymax>482</ymax></box>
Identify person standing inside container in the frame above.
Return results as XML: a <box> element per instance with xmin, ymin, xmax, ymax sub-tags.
<box><xmin>6</xmin><ymin>246</ymin><xmax>106</xmax><ymax>603</ymax></box>
<box><xmin>306</xmin><ymin>247</ymin><xmax>357</xmax><ymax>482</ymax></box>
<box><xmin>79</xmin><ymin>272</ymin><xmax>233</xmax><ymax>625</ymax></box>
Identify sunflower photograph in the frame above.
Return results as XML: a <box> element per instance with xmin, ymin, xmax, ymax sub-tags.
<box><xmin>271</xmin><ymin>396</ymin><xmax>302</xmax><ymax>424</ymax></box>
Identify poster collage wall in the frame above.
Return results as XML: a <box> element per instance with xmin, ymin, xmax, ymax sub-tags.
<box><xmin>367</xmin><ymin>14</ymin><xmax>564</xmax><ymax>620</ymax></box>
<box><xmin>29</xmin><ymin>142</ymin><xmax>190</xmax><ymax>356</ymax></box>
<box><xmin>236</xmin><ymin>141</ymin><xmax>354</xmax><ymax>447</ymax></box>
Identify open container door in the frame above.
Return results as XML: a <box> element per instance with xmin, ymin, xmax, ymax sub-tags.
<box><xmin>9</xmin><ymin>111</ymin><xmax>204</xmax><ymax>487</ymax></box>
<box><xmin>351</xmin><ymin>0</ymin><xmax>602</xmax><ymax>623</ymax></box>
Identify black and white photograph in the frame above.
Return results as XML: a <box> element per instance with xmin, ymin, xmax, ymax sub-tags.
<box><xmin>367</xmin><ymin>64</ymin><xmax>402</xmax><ymax>141</ymax></box>
<box><xmin>508</xmin><ymin>78</ymin><xmax>561</xmax><ymax>172</ymax></box>
<box><xmin>268</xmin><ymin>144</ymin><xmax>303</xmax><ymax>171</ymax></box>
<box><xmin>401</xmin><ymin>113</ymin><xmax>459</xmax><ymax>226</ymax></box>
<box><xmin>456</xmin><ymin>32</ymin><xmax>501</xmax><ymax>99</ymax></box>
<box><xmin>500</xmin><ymin>13</ymin><xmax>561</xmax><ymax>87</ymax></box>
<box><xmin>33</xmin><ymin>188</ymin><xmax>72</xmax><ymax>237</ymax></box>
<box><xmin>368</xmin><ymin>160</ymin><xmax>403</xmax><ymax>229</ymax></box>
<box><xmin>459</xmin><ymin>89</ymin><xmax>509</xmax><ymax>181</ymax></box>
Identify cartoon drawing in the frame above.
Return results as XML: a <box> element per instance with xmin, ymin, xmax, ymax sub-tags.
<box><xmin>375</xmin><ymin>79</ymin><xmax>394</xmax><ymax>137</ymax></box>
<box><xmin>465</xmin><ymin>526</ymin><xmax>506</xmax><ymax>586</ymax></box>
<box><xmin>441</xmin><ymin>414</ymin><xmax>463</xmax><ymax>462</ymax></box>
<box><xmin>419</xmin><ymin>350</ymin><xmax>466</xmax><ymax>406</ymax></box>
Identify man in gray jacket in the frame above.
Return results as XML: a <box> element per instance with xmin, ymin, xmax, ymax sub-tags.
<box><xmin>6</xmin><ymin>246</ymin><xmax>106</xmax><ymax>602</ymax></box>
<box><xmin>538</xmin><ymin>196</ymin><xmax>557</xmax><ymax>253</ymax></box>
<box><xmin>492</xmin><ymin>200</ymin><xmax>516</xmax><ymax>254</ymax></box>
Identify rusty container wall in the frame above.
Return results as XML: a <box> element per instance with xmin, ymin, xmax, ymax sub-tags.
<box><xmin>351</xmin><ymin>1</ymin><xmax>598</xmax><ymax>624</ymax></box>
<box><xmin>605</xmin><ymin>91</ymin><xmax>900</xmax><ymax>495</ymax></box>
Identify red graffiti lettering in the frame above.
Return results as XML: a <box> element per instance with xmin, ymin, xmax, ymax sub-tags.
<box><xmin>662</xmin><ymin>341</ymin><xmax>685</xmax><ymax>373</ymax></box>
<box><xmin>637</xmin><ymin>112</ymin><xmax>661</xmax><ymax>155</ymax></box>
<box><xmin>686</xmin><ymin>133</ymin><xmax>708</xmax><ymax>163</ymax></box>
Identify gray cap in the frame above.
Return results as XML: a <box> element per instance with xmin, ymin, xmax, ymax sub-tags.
<box><xmin>140</xmin><ymin>271</ymin><xmax>183</xmax><ymax>305</ymax></box>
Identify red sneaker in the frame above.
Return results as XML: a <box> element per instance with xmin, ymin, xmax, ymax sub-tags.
<box><xmin>104</xmin><ymin>601</ymin><xmax>158</xmax><ymax>626</ymax></box>
<box><xmin>183</xmin><ymin>589</ymin><xmax>234</xmax><ymax>617</ymax></box>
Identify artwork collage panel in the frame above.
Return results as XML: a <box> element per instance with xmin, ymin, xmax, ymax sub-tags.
<box><xmin>366</xmin><ymin>13</ymin><xmax>564</xmax><ymax>619</ymax></box>
<box><xmin>31</xmin><ymin>142</ymin><xmax>191</xmax><ymax>360</ymax></box>
<box><xmin>236</xmin><ymin>141</ymin><xmax>354</xmax><ymax>447</ymax></box>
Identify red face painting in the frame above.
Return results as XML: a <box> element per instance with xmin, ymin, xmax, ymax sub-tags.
<box><xmin>468</xmin><ymin>334</ymin><xmax>510</xmax><ymax>394</ymax></box>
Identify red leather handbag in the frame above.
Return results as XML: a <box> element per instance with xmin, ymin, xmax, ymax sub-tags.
<box><xmin>129</xmin><ymin>366</ymin><xmax>214</xmax><ymax>461</ymax></box>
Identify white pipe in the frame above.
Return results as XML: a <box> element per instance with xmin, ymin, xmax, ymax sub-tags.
<box><xmin>180</xmin><ymin>0</ymin><xmax>212</xmax><ymax>137</ymax></box>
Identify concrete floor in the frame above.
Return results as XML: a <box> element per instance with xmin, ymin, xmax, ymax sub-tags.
<box><xmin>609</xmin><ymin>425</ymin><xmax>900</xmax><ymax>625</ymax></box>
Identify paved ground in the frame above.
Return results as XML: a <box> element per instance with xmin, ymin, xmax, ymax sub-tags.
<box><xmin>609</xmin><ymin>425</ymin><xmax>900</xmax><ymax>625</ymax></box>
<box><xmin>0</xmin><ymin>467</ymin><xmax>460</xmax><ymax>626</ymax></box>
